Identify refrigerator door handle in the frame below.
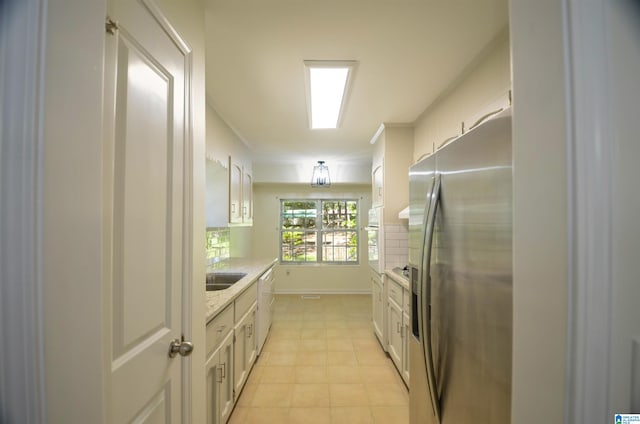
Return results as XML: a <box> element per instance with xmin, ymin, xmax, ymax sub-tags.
<box><xmin>421</xmin><ymin>174</ymin><xmax>441</xmax><ymax>422</ymax></box>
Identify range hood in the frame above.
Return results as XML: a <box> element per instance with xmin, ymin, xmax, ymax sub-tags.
<box><xmin>398</xmin><ymin>206</ymin><xmax>409</xmax><ymax>219</ymax></box>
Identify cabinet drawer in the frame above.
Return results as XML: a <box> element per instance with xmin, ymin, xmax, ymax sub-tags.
<box><xmin>388</xmin><ymin>279</ymin><xmax>403</xmax><ymax>307</ymax></box>
<box><xmin>235</xmin><ymin>281</ymin><xmax>257</xmax><ymax>321</ymax></box>
<box><xmin>206</xmin><ymin>304</ymin><xmax>233</xmax><ymax>358</ymax></box>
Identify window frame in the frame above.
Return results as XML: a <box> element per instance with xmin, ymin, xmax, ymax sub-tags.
<box><xmin>279</xmin><ymin>198</ymin><xmax>359</xmax><ymax>265</ymax></box>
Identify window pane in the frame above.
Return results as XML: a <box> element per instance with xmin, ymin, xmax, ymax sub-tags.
<box><xmin>281</xmin><ymin>230</ymin><xmax>317</xmax><ymax>262</ymax></box>
<box><xmin>282</xmin><ymin>201</ymin><xmax>317</xmax><ymax>229</ymax></box>
<box><xmin>321</xmin><ymin>200</ymin><xmax>357</xmax><ymax>229</ymax></box>
<box><xmin>322</xmin><ymin>230</ymin><xmax>358</xmax><ymax>262</ymax></box>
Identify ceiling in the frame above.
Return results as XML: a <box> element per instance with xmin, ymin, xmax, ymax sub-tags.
<box><xmin>204</xmin><ymin>0</ymin><xmax>509</xmax><ymax>170</ymax></box>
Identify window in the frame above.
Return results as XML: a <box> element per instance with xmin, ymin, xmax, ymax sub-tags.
<box><xmin>280</xmin><ymin>199</ymin><xmax>359</xmax><ymax>264</ymax></box>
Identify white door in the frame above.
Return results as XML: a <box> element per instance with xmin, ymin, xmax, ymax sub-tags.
<box><xmin>103</xmin><ymin>0</ymin><xmax>192</xmax><ymax>422</ymax></box>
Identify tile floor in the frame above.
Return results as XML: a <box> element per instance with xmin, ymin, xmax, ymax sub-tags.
<box><xmin>228</xmin><ymin>294</ymin><xmax>409</xmax><ymax>424</ymax></box>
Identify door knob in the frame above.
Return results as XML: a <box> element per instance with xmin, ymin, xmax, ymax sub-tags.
<box><xmin>168</xmin><ymin>338</ymin><xmax>194</xmax><ymax>358</ymax></box>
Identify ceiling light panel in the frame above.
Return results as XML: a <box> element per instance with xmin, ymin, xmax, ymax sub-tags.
<box><xmin>304</xmin><ymin>61</ymin><xmax>357</xmax><ymax>130</ymax></box>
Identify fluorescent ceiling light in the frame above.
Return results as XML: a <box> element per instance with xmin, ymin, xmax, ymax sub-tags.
<box><xmin>304</xmin><ymin>61</ymin><xmax>356</xmax><ymax>129</ymax></box>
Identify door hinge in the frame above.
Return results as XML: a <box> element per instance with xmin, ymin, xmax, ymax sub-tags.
<box><xmin>105</xmin><ymin>17</ymin><xmax>119</xmax><ymax>35</ymax></box>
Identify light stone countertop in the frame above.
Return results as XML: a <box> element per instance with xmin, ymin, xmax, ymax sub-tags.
<box><xmin>385</xmin><ymin>267</ymin><xmax>410</xmax><ymax>290</ymax></box>
<box><xmin>205</xmin><ymin>257</ymin><xmax>278</xmax><ymax>323</ymax></box>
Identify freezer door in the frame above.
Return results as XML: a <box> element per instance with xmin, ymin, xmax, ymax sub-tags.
<box><xmin>431</xmin><ymin>113</ymin><xmax>512</xmax><ymax>424</ymax></box>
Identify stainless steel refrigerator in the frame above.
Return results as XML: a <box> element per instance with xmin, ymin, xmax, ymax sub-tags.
<box><xmin>409</xmin><ymin>109</ymin><xmax>512</xmax><ymax>424</ymax></box>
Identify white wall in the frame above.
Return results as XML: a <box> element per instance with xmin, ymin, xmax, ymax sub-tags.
<box><xmin>413</xmin><ymin>28</ymin><xmax>511</xmax><ymax>161</ymax></box>
<box><xmin>509</xmin><ymin>1</ymin><xmax>569</xmax><ymax>423</ymax></box>
<box><xmin>252</xmin><ymin>183</ymin><xmax>372</xmax><ymax>293</ymax></box>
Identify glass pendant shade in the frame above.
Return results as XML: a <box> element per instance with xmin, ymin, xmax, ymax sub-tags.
<box><xmin>311</xmin><ymin>160</ymin><xmax>331</xmax><ymax>187</ymax></box>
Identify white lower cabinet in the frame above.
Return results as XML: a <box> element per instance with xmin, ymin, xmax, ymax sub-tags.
<box><xmin>402</xmin><ymin>311</ymin><xmax>410</xmax><ymax>385</ymax></box>
<box><xmin>371</xmin><ymin>272</ymin><xmax>385</xmax><ymax>347</ymax></box>
<box><xmin>206</xmin><ymin>330</ymin><xmax>234</xmax><ymax>424</ymax></box>
<box><xmin>386</xmin><ymin>275</ymin><xmax>410</xmax><ymax>386</ymax></box>
<box><xmin>387</xmin><ymin>296</ymin><xmax>403</xmax><ymax>369</ymax></box>
<box><xmin>234</xmin><ymin>302</ymin><xmax>257</xmax><ymax>395</ymax></box>
<box><xmin>206</xmin><ymin>280</ymin><xmax>260</xmax><ymax>424</ymax></box>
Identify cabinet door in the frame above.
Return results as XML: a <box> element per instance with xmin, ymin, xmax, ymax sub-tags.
<box><xmin>205</xmin><ymin>350</ymin><xmax>220</xmax><ymax>424</ymax></box>
<box><xmin>234</xmin><ymin>303</ymin><xmax>256</xmax><ymax>395</ymax></box>
<box><xmin>372</xmin><ymin>164</ymin><xmax>383</xmax><ymax>207</ymax></box>
<box><xmin>402</xmin><ymin>312</ymin><xmax>410</xmax><ymax>386</ymax></box>
<box><xmin>219</xmin><ymin>331</ymin><xmax>234</xmax><ymax>424</ymax></box>
<box><xmin>371</xmin><ymin>274</ymin><xmax>384</xmax><ymax>345</ymax></box>
<box><xmin>387</xmin><ymin>298</ymin><xmax>403</xmax><ymax>370</ymax></box>
<box><xmin>229</xmin><ymin>160</ymin><xmax>242</xmax><ymax>224</ymax></box>
<box><xmin>206</xmin><ymin>330</ymin><xmax>234</xmax><ymax>424</ymax></box>
<box><xmin>246</xmin><ymin>304</ymin><xmax>257</xmax><ymax>370</ymax></box>
<box><xmin>242</xmin><ymin>170</ymin><xmax>252</xmax><ymax>224</ymax></box>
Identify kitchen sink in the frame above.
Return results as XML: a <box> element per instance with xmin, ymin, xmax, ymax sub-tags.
<box><xmin>205</xmin><ymin>272</ymin><xmax>247</xmax><ymax>291</ymax></box>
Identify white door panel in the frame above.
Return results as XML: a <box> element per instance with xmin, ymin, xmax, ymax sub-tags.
<box><xmin>104</xmin><ymin>0</ymin><xmax>190</xmax><ymax>422</ymax></box>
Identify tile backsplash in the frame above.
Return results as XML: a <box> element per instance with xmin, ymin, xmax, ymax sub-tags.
<box><xmin>384</xmin><ymin>223</ymin><xmax>409</xmax><ymax>270</ymax></box>
<box><xmin>206</xmin><ymin>227</ymin><xmax>230</xmax><ymax>268</ymax></box>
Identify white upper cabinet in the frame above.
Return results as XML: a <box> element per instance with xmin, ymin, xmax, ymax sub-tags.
<box><xmin>228</xmin><ymin>157</ymin><xmax>253</xmax><ymax>226</ymax></box>
<box><xmin>370</xmin><ymin>125</ymin><xmax>413</xmax><ymax>223</ymax></box>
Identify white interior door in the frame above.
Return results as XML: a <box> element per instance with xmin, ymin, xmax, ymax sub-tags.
<box><xmin>103</xmin><ymin>0</ymin><xmax>191</xmax><ymax>422</ymax></box>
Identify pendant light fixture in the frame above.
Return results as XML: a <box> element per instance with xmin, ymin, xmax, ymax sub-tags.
<box><xmin>310</xmin><ymin>160</ymin><xmax>331</xmax><ymax>187</ymax></box>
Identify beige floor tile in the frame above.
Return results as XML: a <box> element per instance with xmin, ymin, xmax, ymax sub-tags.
<box><xmin>271</xmin><ymin>328</ymin><xmax>302</xmax><ymax>339</ymax></box>
<box><xmin>274</xmin><ymin>320</ymin><xmax>304</xmax><ymax>330</ymax></box>
<box><xmin>327</xmin><ymin>366</ymin><xmax>361</xmax><ymax>383</ymax></box>
<box><xmin>243</xmin><ymin>407</ymin><xmax>290</xmax><ymax>424</ymax></box>
<box><xmin>351</xmin><ymin>328</ymin><xmax>377</xmax><ymax>339</ymax></box>
<box><xmin>355</xmin><ymin>348</ymin><xmax>389</xmax><ymax>366</ymax></box>
<box><xmin>291</xmin><ymin>383</ymin><xmax>330</xmax><ymax>407</ymax></box>
<box><xmin>325</xmin><ymin>321</ymin><xmax>349</xmax><ymax>330</ymax></box>
<box><xmin>329</xmin><ymin>383</ymin><xmax>369</xmax><ymax>406</ymax></box>
<box><xmin>299</xmin><ymin>339</ymin><xmax>328</xmax><ymax>351</ymax></box>
<box><xmin>301</xmin><ymin>320</ymin><xmax>326</xmax><ymax>329</ymax></box>
<box><xmin>326</xmin><ymin>338</ymin><xmax>354</xmax><ymax>351</ymax></box>
<box><xmin>300</xmin><ymin>328</ymin><xmax>328</xmax><ymax>340</ymax></box>
<box><xmin>364</xmin><ymin>383</ymin><xmax>409</xmax><ymax>406</ymax></box>
<box><xmin>263</xmin><ymin>352</ymin><xmax>298</xmax><ymax>366</ymax></box>
<box><xmin>326</xmin><ymin>328</ymin><xmax>350</xmax><ymax>339</ymax></box>
<box><xmin>359</xmin><ymin>365</ymin><xmax>398</xmax><ymax>384</ymax></box>
<box><xmin>330</xmin><ymin>406</ymin><xmax>374</xmax><ymax>424</ymax></box>
<box><xmin>259</xmin><ymin>366</ymin><xmax>296</xmax><ymax>383</ymax></box>
<box><xmin>289</xmin><ymin>407</ymin><xmax>331</xmax><ymax>424</ymax></box>
<box><xmin>327</xmin><ymin>351</ymin><xmax>358</xmax><ymax>366</ymax></box>
<box><xmin>371</xmin><ymin>406</ymin><xmax>409</xmax><ymax>424</ymax></box>
<box><xmin>295</xmin><ymin>366</ymin><xmax>329</xmax><ymax>383</ymax></box>
<box><xmin>296</xmin><ymin>351</ymin><xmax>328</xmax><ymax>366</ymax></box>
<box><xmin>250</xmin><ymin>383</ymin><xmax>294</xmax><ymax>407</ymax></box>
<box><xmin>352</xmin><ymin>338</ymin><xmax>380</xmax><ymax>351</ymax></box>
<box><xmin>265</xmin><ymin>339</ymin><xmax>300</xmax><ymax>353</ymax></box>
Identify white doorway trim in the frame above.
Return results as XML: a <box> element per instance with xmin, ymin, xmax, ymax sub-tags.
<box><xmin>0</xmin><ymin>0</ymin><xmax>47</xmax><ymax>422</ymax></box>
<box><xmin>563</xmin><ymin>0</ymin><xmax>613</xmax><ymax>422</ymax></box>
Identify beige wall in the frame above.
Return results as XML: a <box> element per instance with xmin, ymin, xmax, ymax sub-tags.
<box><xmin>252</xmin><ymin>183</ymin><xmax>372</xmax><ymax>293</ymax></box>
<box><xmin>413</xmin><ymin>28</ymin><xmax>511</xmax><ymax>161</ymax></box>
